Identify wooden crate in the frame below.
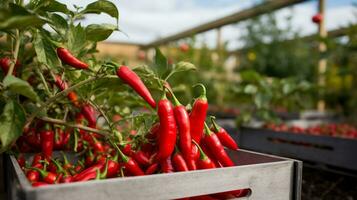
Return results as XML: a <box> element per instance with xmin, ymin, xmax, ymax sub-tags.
<box><xmin>5</xmin><ymin>150</ymin><xmax>302</xmax><ymax>200</ymax></box>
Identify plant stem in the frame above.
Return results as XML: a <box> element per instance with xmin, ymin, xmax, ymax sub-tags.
<box><xmin>26</xmin><ymin>75</ymin><xmax>104</xmax><ymax>126</ymax></box>
<box><xmin>7</xmin><ymin>30</ymin><xmax>20</xmax><ymax>76</ymax></box>
<box><xmin>36</xmin><ymin>66</ymin><xmax>52</xmax><ymax>96</ymax></box>
<box><xmin>89</xmin><ymin>100</ymin><xmax>112</xmax><ymax>130</ymax></box>
<box><xmin>39</xmin><ymin>117</ymin><xmax>110</xmax><ymax>136</ymax></box>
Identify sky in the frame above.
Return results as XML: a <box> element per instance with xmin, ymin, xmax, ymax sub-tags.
<box><xmin>58</xmin><ymin>0</ymin><xmax>356</xmax><ymax>49</ymax></box>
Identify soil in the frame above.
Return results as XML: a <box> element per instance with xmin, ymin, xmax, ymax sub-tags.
<box><xmin>302</xmin><ymin>167</ymin><xmax>357</xmax><ymax>200</ymax></box>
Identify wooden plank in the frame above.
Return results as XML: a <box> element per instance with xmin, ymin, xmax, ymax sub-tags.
<box><xmin>230</xmin><ymin>27</ymin><xmax>350</xmax><ymax>55</ymax></box>
<box><xmin>143</xmin><ymin>0</ymin><xmax>307</xmax><ymax>48</ymax></box>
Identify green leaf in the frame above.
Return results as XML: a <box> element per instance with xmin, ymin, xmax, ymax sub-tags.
<box><xmin>174</xmin><ymin>61</ymin><xmax>196</xmax><ymax>73</ymax></box>
<box><xmin>23</xmin><ymin>102</ymin><xmax>47</xmax><ymax>117</ymax></box>
<box><xmin>243</xmin><ymin>84</ymin><xmax>257</xmax><ymax>94</ymax></box>
<box><xmin>82</xmin><ymin>0</ymin><xmax>119</xmax><ymax>20</ymax></box>
<box><xmin>41</xmin><ymin>0</ymin><xmax>68</xmax><ymax>13</ymax></box>
<box><xmin>67</xmin><ymin>24</ymin><xmax>87</xmax><ymax>55</ymax></box>
<box><xmin>28</xmin><ymin>0</ymin><xmax>68</xmax><ymax>13</ymax></box>
<box><xmin>154</xmin><ymin>48</ymin><xmax>169</xmax><ymax>78</ymax></box>
<box><xmin>240</xmin><ymin>70</ymin><xmax>261</xmax><ymax>82</ymax></box>
<box><xmin>47</xmin><ymin>13</ymin><xmax>68</xmax><ymax>36</ymax></box>
<box><xmin>3</xmin><ymin>75</ymin><xmax>39</xmax><ymax>101</ymax></box>
<box><xmin>0</xmin><ymin>101</ymin><xmax>25</xmax><ymax>152</ymax></box>
<box><xmin>33</xmin><ymin>30</ymin><xmax>60</xmax><ymax>67</ymax></box>
<box><xmin>0</xmin><ymin>4</ymin><xmax>46</xmax><ymax>30</ymax></box>
<box><xmin>254</xmin><ymin>93</ymin><xmax>270</xmax><ymax>109</ymax></box>
<box><xmin>86</xmin><ymin>24</ymin><xmax>117</xmax><ymax>42</ymax></box>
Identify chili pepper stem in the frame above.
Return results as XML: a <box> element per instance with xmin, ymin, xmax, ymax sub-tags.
<box><xmin>95</xmin><ymin>169</ymin><xmax>101</xmax><ymax>180</ymax></box>
<box><xmin>109</xmin><ymin>140</ymin><xmax>129</xmax><ymax>163</ymax></box>
<box><xmin>27</xmin><ymin>167</ymin><xmax>47</xmax><ymax>178</ymax></box>
<box><xmin>61</xmin><ymin>151</ymin><xmax>70</xmax><ymax>166</ymax></box>
<box><xmin>50</xmin><ymin>158</ymin><xmax>65</xmax><ymax>174</ymax></box>
<box><xmin>210</xmin><ymin>116</ymin><xmax>220</xmax><ymax>132</ymax></box>
<box><xmin>100</xmin><ymin>159</ymin><xmax>109</xmax><ymax>179</ymax></box>
<box><xmin>204</xmin><ymin>122</ymin><xmax>212</xmax><ymax>136</ymax></box>
<box><xmin>193</xmin><ymin>83</ymin><xmax>207</xmax><ymax>101</ymax></box>
<box><xmin>192</xmin><ymin>140</ymin><xmax>208</xmax><ymax>161</ymax></box>
<box><xmin>164</xmin><ymin>86</ymin><xmax>181</xmax><ymax>106</ymax></box>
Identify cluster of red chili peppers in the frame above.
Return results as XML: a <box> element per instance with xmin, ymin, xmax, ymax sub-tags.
<box><xmin>12</xmin><ymin>49</ymin><xmax>248</xmax><ymax>199</ymax></box>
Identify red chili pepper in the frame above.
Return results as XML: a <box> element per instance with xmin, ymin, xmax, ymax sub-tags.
<box><xmin>186</xmin><ymin>157</ymin><xmax>197</xmax><ymax>171</ymax></box>
<box><xmin>85</xmin><ymin>149</ymin><xmax>96</xmax><ymax>167</ymax></box>
<box><xmin>51</xmin><ymin>158</ymin><xmax>72</xmax><ymax>183</ymax></box>
<box><xmin>145</xmin><ymin>163</ymin><xmax>159</xmax><ymax>175</ymax></box>
<box><xmin>62</xmin><ymin>129</ymin><xmax>70</xmax><ymax>149</ymax></box>
<box><xmin>193</xmin><ymin>141</ymin><xmax>216</xmax><ymax>169</ymax></box>
<box><xmin>172</xmin><ymin>150</ymin><xmax>189</xmax><ymax>172</ymax></box>
<box><xmin>67</xmin><ymin>92</ymin><xmax>80</xmax><ymax>107</ymax></box>
<box><xmin>146</xmin><ymin>123</ymin><xmax>160</xmax><ymax>141</ymax></box>
<box><xmin>203</xmin><ymin>123</ymin><xmax>234</xmax><ymax>167</ymax></box>
<box><xmin>81</xmin><ymin>104</ymin><xmax>97</xmax><ymax>127</ymax></box>
<box><xmin>26</xmin><ymin>170</ymin><xmax>40</xmax><ymax>183</ymax></box>
<box><xmin>90</xmin><ymin>134</ymin><xmax>104</xmax><ymax>153</ymax></box>
<box><xmin>60</xmin><ymin>151</ymin><xmax>73</xmax><ymax>170</ymax></box>
<box><xmin>16</xmin><ymin>137</ymin><xmax>33</xmax><ymax>153</ymax></box>
<box><xmin>189</xmin><ymin>84</ymin><xmax>208</xmax><ymax>143</ymax></box>
<box><xmin>106</xmin><ymin>159</ymin><xmax>120</xmax><ymax>178</ymax></box>
<box><xmin>75</xmin><ymin>113</ymin><xmax>85</xmax><ymax>124</ymax></box>
<box><xmin>141</xmin><ymin>142</ymin><xmax>155</xmax><ymax>155</ymax></box>
<box><xmin>210</xmin><ymin>117</ymin><xmax>238</xmax><ymax>150</ymax></box>
<box><xmin>72</xmin><ymin>160</ymin><xmax>105</xmax><ymax>182</ymax></box>
<box><xmin>24</xmin><ymin>129</ymin><xmax>41</xmax><ymax>149</ymax></box>
<box><xmin>54</xmin><ymin>75</ymin><xmax>80</xmax><ymax>107</ymax></box>
<box><xmin>166</xmin><ymin>88</ymin><xmax>192</xmax><ymax>169</ymax></box>
<box><xmin>200</xmin><ymin>143</ymin><xmax>221</xmax><ymax>168</ymax></box>
<box><xmin>133</xmin><ymin>150</ymin><xmax>151</xmax><ymax>167</ymax></box>
<box><xmin>0</xmin><ymin>57</ymin><xmax>20</xmax><ymax>75</ymax></box>
<box><xmin>40</xmin><ymin>125</ymin><xmax>54</xmax><ymax>160</ymax></box>
<box><xmin>191</xmin><ymin>144</ymin><xmax>199</xmax><ymax>161</ymax></box>
<box><xmin>17</xmin><ymin>154</ymin><xmax>26</xmax><ymax>168</ymax></box>
<box><xmin>116</xmin><ymin>65</ymin><xmax>156</xmax><ymax>108</ymax></box>
<box><xmin>32</xmin><ymin>182</ymin><xmax>49</xmax><ymax>187</ymax></box>
<box><xmin>74</xmin><ymin>159</ymin><xmax>85</xmax><ymax>174</ymax></box>
<box><xmin>32</xmin><ymin>154</ymin><xmax>43</xmax><ymax>167</ymax></box>
<box><xmin>53</xmin><ymin>128</ymin><xmax>64</xmax><ymax>150</ymax></box>
<box><xmin>57</xmin><ymin>47</ymin><xmax>89</xmax><ymax>70</ymax></box>
<box><xmin>29</xmin><ymin>167</ymin><xmax>58</xmax><ymax>184</ymax></box>
<box><xmin>47</xmin><ymin>161</ymin><xmax>58</xmax><ymax>173</ymax></box>
<box><xmin>117</xmin><ymin>147</ymin><xmax>144</xmax><ymax>176</ymax></box>
<box><xmin>160</xmin><ymin>157</ymin><xmax>174</xmax><ymax>173</ymax></box>
<box><xmin>156</xmin><ymin>93</ymin><xmax>177</xmax><ymax>161</ymax></box>
<box><xmin>121</xmin><ymin>143</ymin><xmax>134</xmax><ymax>156</ymax></box>
<box><xmin>190</xmin><ymin>195</ymin><xmax>217</xmax><ymax>200</ymax></box>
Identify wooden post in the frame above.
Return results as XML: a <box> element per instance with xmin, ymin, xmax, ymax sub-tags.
<box><xmin>317</xmin><ymin>0</ymin><xmax>327</xmax><ymax>112</ymax></box>
<box><xmin>216</xmin><ymin>28</ymin><xmax>222</xmax><ymax>51</ymax></box>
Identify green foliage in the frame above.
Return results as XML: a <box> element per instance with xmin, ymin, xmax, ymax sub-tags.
<box><xmin>0</xmin><ymin>0</ymin><xmax>122</xmax><ymax>152</ymax></box>
<box><xmin>0</xmin><ymin>101</ymin><xmax>25</xmax><ymax>152</ymax></box>
<box><xmin>233</xmin><ymin>70</ymin><xmax>314</xmax><ymax>125</ymax></box>
<box><xmin>3</xmin><ymin>75</ymin><xmax>39</xmax><ymax>101</ymax></box>
<box><xmin>0</xmin><ymin>0</ymin><xmax>197</xmax><ymax>153</ymax></box>
<box><xmin>238</xmin><ymin>13</ymin><xmax>317</xmax><ymax>80</ymax></box>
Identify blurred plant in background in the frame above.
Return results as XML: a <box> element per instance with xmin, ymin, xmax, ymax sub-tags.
<box><xmin>231</xmin><ymin>70</ymin><xmax>314</xmax><ymax>125</ymax></box>
<box><xmin>119</xmin><ymin>8</ymin><xmax>357</xmax><ymax>126</ymax></box>
<box><xmin>237</xmin><ymin>12</ymin><xmax>318</xmax><ymax>81</ymax></box>
<box><xmin>325</xmin><ymin>22</ymin><xmax>357</xmax><ymax>123</ymax></box>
